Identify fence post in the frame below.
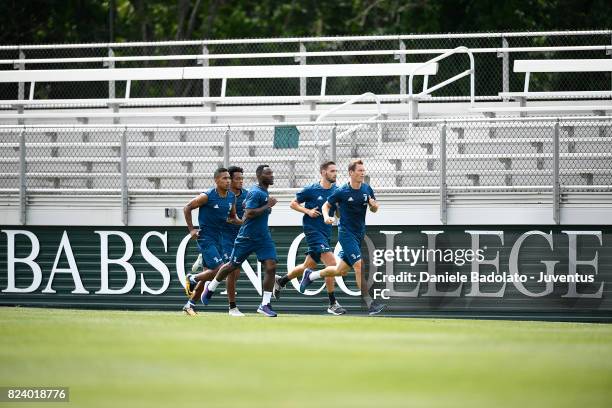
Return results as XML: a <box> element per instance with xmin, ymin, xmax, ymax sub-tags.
<box><xmin>297</xmin><ymin>42</ymin><xmax>307</xmax><ymax>98</ymax></box>
<box><xmin>19</xmin><ymin>128</ymin><xmax>27</xmax><ymax>225</ymax></box>
<box><xmin>499</xmin><ymin>37</ymin><xmax>509</xmax><ymax>101</ymax></box>
<box><xmin>224</xmin><ymin>126</ymin><xmax>230</xmax><ymax>168</ymax></box>
<box><xmin>553</xmin><ymin>120</ymin><xmax>560</xmax><ymax>224</ymax></box>
<box><xmin>107</xmin><ymin>48</ymin><xmax>115</xmax><ymax>99</ymax></box>
<box><xmin>16</xmin><ymin>49</ymin><xmax>25</xmax><ymax>100</ymax></box>
<box><xmin>330</xmin><ymin>125</ymin><xmax>337</xmax><ymax>162</ymax></box>
<box><xmin>15</xmin><ymin>50</ymin><xmax>25</xmax><ymax>125</ymax></box>
<box><xmin>398</xmin><ymin>40</ymin><xmax>407</xmax><ymax>98</ymax></box>
<box><xmin>440</xmin><ymin>122</ymin><xmax>447</xmax><ymax>225</ymax></box>
<box><xmin>120</xmin><ymin>127</ymin><xmax>128</xmax><ymax>226</ymax></box>
<box><xmin>201</xmin><ymin>44</ymin><xmax>210</xmax><ymax>99</ymax></box>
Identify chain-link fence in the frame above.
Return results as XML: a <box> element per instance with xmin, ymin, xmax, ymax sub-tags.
<box><xmin>2</xmin><ymin>117</ymin><xmax>610</xmax><ymax>194</ymax></box>
<box><xmin>1</xmin><ymin>31</ymin><xmax>610</xmax><ymax>103</ymax></box>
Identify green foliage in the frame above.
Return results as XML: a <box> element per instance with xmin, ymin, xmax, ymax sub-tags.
<box><xmin>0</xmin><ymin>0</ymin><xmax>610</xmax><ymax>44</ymax></box>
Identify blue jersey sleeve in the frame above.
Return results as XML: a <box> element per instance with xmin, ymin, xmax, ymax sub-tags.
<box><xmin>326</xmin><ymin>188</ymin><xmax>342</xmax><ymax>207</ymax></box>
<box><xmin>367</xmin><ymin>185</ymin><xmax>376</xmax><ymax>200</ymax></box>
<box><xmin>295</xmin><ymin>185</ymin><xmax>311</xmax><ymax>204</ymax></box>
<box><xmin>244</xmin><ymin>190</ymin><xmax>261</xmax><ymax>209</ymax></box>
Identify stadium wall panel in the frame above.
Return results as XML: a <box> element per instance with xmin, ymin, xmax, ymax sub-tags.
<box><xmin>0</xmin><ymin>226</ymin><xmax>611</xmax><ymax>321</ymax></box>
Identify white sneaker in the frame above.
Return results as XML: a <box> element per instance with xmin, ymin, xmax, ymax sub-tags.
<box><xmin>191</xmin><ymin>253</ymin><xmax>203</xmax><ymax>273</ymax></box>
<box><xmin>228</xmin><ymin>307</ymin><xmax>245</xmax><ymax>317</ymax></box>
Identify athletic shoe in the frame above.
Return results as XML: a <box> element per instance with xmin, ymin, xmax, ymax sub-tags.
<box><xmin>273</xmin><ymin>274</ymin><xmax>283</xmax><ymax>300</ymax></box>
<box><xmin>327</xmin><ymin>301</ymin><xmax>347</xmax><ymax>316</ymax></box>
<box><xmin>256</xmin><ymin>304</ymin><xmax>277</xmax><ymax>317</ymax></box>
<box><xmin>200</xmin><ymin>281</ymin><xmax>214</xmax><ymax>305</ymax></box>
<box><xmin>368</xmin><ymin>302</ymin><xmax>386</xmax><ymax>316</ymax></box>
<box><xmin>299</xmin><ymin>269</ymin><xmax>313</xmax><ymax>293</ymax></box>
<box><xmin>191</xmin><ymin>253</ymin><xmax>203</xmax><ymax>273</ymax></box>
<box><xmin>228</xmin><ymin>307</ymin><xmax>245</xmax><ymax>317</ymax></box>
<box><xmin>184</xmin><ymin>273</ymin><xmax>194</xmax><ymax>298</ymax></box>
<box><xmin>182</xmin><ymin>304</ymin><xmax>197</xmax><ymax>316</ymax></box>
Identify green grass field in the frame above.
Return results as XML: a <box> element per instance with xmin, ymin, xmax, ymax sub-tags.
<box><xmin>1</xmin><ymin>307</ymin><xmax>611</xmax><ymax>408</ymax></box>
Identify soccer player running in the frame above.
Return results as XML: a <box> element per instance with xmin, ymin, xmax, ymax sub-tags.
<box><xmin>273</xmin><ymin>161</ymin><xmax>347</xmax><ymax>315</ymax></box>
<box><xmin>188</xmin><ymin>165</ymin><xmax>247</xmax><ymax>316</ymax></box>
<box><xmin>299</xmin><ymin>159</ymin><xmax>386</xmax><ymax>316</ymax></box>
<box><xmin>182</xmin><ymin>167</ymin><xmax>242</xmax><ymax>316</ymax></box>
<box><xmin>201</xmin><ymin>164</ymin><xmax>280</xmax><ymax>317</ymax></box>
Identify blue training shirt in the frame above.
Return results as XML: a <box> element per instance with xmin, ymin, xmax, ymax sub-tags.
<box><xmin>198</xmin><ymin>187</ymin><xmax>235</xmax><ymax>236</ymax></box>
<box><xmin>237</xmin><ymin>185</ymin><xmax>272</xmax><ymax>239</ymax></box>
<box><xmin>295</xmin><ymin>182</ymin><xmax>337</xmax><ymax>237</ymax></box>
<box><xmin>225</xmin><ymin>187</ymin><xmax>247</xmax><ymax>237</ymax></box>
<box><xmin>326</xmin><ymin>182</ymin><xmax>375</xmax><ymax>237</ymax></box>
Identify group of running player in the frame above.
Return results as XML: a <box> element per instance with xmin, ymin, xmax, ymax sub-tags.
<box><xmin>182</xmin><ymin>159</ymin><xmax>386</xmax><ymax>318</ymax></box>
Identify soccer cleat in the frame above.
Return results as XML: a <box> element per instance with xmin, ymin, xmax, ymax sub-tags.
<box><xmin>257</xmin><ymin>304</ymin><xmax>277</xmax><ymax>317</ymax></box>
<box><xmin>200</xmin><ymin>281</ymin><xmax>214</xmax><ymax>305</ymax></box>
<box><xmin>368</xmin><ymin>302</ymin><xmax>386</xmax><ymax>316</ymax></box>
<box><xmin>191</xmin><ymin>253</ymin><xmax>203</xmax><ymax>273</ymax></box>
<box><xmin>182</xmin><ymin>304</ymin><xmax>197</xmax><ymax>316</ymax></box>
<box><xmin>299</xmin><ymin>269</ymin><xmax>313</xmax><ymax>293</ymax></box>
<box><xmin>228</xmin><ymin>307</ymin><xmax>245</xmax><ymax>317</ymax></box>
<box><xmin>273</xmin><ymin>274</ymin><xmax>283</xmax><ymax>300</ymax></box>
<box><xmin>184</xmin><ymin>273</ymin><xmax>194</xmax><ymax>298</ymax></box>
<box><xmin>327</xmin><ymin>301</ymin><xmax>347</xmax><ymax>316</ymax></box>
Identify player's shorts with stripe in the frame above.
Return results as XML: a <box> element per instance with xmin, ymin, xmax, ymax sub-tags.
<box><xmin>196</xmin><ymin>235</ymin><xmax>225</xmax><ymax>269</ymax></box>
<box><xmin>304</xmin><ymin>229</ymin><xmax>332</xmax><ymax>264</ymax></box>
<box><xmin>337</xmin><ymin>228</ymin><xmax>363</xmax><ymax>266</ymax></box>
<box><xmin>230</xmin><ymin>235</ymin><xmax>277</xmax><ymax>266</ymax></box>
<box><xmin>221</xmin><ymin>230</ymin><xmax>238</xmax><ymax>262</ymax></box>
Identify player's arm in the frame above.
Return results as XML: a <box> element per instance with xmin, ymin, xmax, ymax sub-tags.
<box><xmin>322</xmin><ymin>201</ymin><xmax>335</xmax><ymax>224</ymax></box>
<box><xmin>290</xmin><ymin>198</ymin><xmax>320</xmax><ymax>218</ymax></box>
<box><xmin>227</xmin><ymin>202</ymin><xmax>243</xmax><ymax>225</ymax></box>
<box><xmin>184</xmin><ymin>193</ymin><xmax>208</xmax><ymax>240</ymax></box>
<box><xmin>244</xmin><ymin>196</ymin><xmax>278</xmax><ymax>219</ymax></box>
<box><xmin>368</xmin><ymin>191</ymin><xmax>379</xmax><ymax>213</ymax></box>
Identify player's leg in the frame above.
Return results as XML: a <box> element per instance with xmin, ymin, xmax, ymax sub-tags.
<box><xmin>273</xmin><ymin>255</ymin><xmax>317</xmax><ymax>299</ymax></box>
<box><xmin>319</xmin><ymin>251</ymin><xmax>347</xmax><ymax>315</ymax></box>
<box><xmin>200</xmin><ymin>261</ymin><xmax>239</xmax><ymax>305</ymax></box>
<box><xmin>222</xmin><ymin>234</ymin><xmax>244</xmax><ymax>316</ymax></box>
<box><xmin>226</xmin><ymin>269</ymin><xmax>244</xmax><ymax>316</ymax></box>
<box><xmin>257</xmin><ymin>259</ymin><xmax>278</xmax><ymax>317</ymax></box>
<box><xmin>184</xmin><ymin>266</ymin><xmax>219</xmax><ymax>311</ymax></box>
<box><xmin>348</xmin><ymin>259</ymin><xmax>385</xmax><ymax>315</ymax></box>
<box><xmin>255</xmin><ymin>240</ymin><xmax>278</xmax><ymax>317</ymax></box>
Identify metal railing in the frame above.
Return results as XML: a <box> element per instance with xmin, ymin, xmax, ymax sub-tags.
<box><xmin>0</xmin><ymin>115</ymin><xmax>610</xmax><ymax>225</ymax></box>
<box><xmin>1</xmin><ymin>30</ymin><xmax>610</xmax><ymax>103</ymax></box>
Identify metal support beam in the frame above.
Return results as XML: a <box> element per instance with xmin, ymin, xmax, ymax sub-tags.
<box><xmin>120</xmin><ymin>128</ymin><xmax>128</xmax><ymax>226</ymax></box>
<box><xmin>107</xmin><ymin>48</ymin><xmax>115</xmax><ymax>99</ymax></box>
<box><xmin>398</xmin><ymin>40</ymin><xmax>407</xmax><ymax>99</ymax></box>
<box><xmin>553</xmin><ymin>121</ymin><xmax>560</xmax><ymax>224</ymax></box>
<box><xmin>19</xmin><ymin>128</ymin><xmax>26</xmax><ymax>225</ymax></box>
<box><xmin>499</xmin><ymin>37</ymin><xmax>509</xmax><ymax>101</ymax></box>
<box><xmin>17</xmin><ymin>50</ymin><xmax>25</xmax><ymax>101</ymax></box>
<box><xmin>330</xmin><ymin>125</ymin><xmax>337</xmax><ymax>162</ymax></box>
<box><xmin>223</xmin><ymin>127</ymin><xmax>230</xmax><ymax>168</ymax></box>
<box><xmin>440</xmin><ymin>123</ymin><xmax>447</xmax><ymax>225</ymax></box>
<box><xmin>297</xmin><ymin>42</ymin><xmax>307</xmax><ymax>98</ymax></box>
<box><xmin>201</xmin><ymin>45</ymin><xmax>210</xmax><ymax>99</ymax></box>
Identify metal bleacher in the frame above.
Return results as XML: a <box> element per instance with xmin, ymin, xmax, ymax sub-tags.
<box><xmin>0</xmin><ymin>31</ymin><xmax>611</xmax><ymax>226</ymax></box>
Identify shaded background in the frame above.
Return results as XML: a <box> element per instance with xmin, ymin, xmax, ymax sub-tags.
<box><xmin>1</xmin><ymin>0</ymin><xmax>611</xmax><ymax>45</ymax></box>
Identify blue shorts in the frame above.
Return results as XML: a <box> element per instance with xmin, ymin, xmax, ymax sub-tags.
<box><xmin>230</xmin><ymin>235</ymin><xmax>277</xmax><ymax>266</ymax></box>
<box><xmin>222</xmin><ymin>230</ymin><xmax>239</xmax><ymax>261</ymax></box>
<box><xmin>337</xmin><ymin>229</ymin><xmax>363</xmax><ymax>266</ymax></box>
<box><xmin>304</xmin><ymin>230</ymin><xmax>332</xmax><ymax>264</ymax></box>
<box><xmin>196</xmin><ymin>237</ymin><xmax>225</xmax><ymax>269</ymax></box>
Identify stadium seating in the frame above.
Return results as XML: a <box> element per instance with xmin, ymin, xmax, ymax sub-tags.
<box><xmin>0</xmin><ymin>33</ymin><xmax>610</xmax><ymax>226</ymax></box>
